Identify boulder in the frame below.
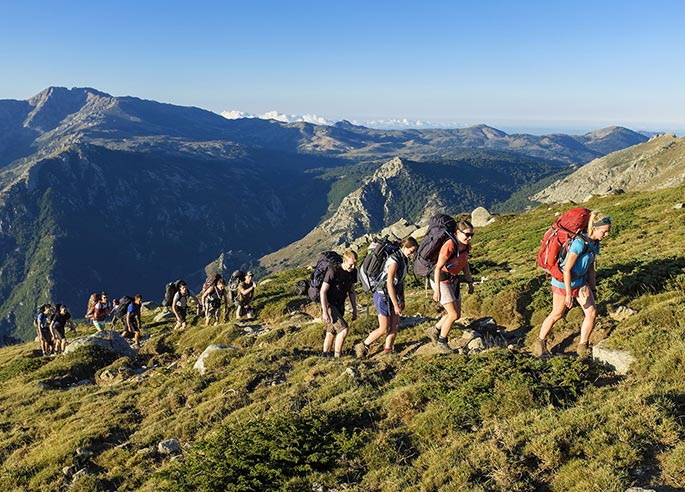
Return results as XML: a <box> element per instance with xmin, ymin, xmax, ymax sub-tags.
<box><xmin>157</xmin><ymin>438</ymin><xmax>182</xmax><ymax>455</ymax></box>
<box><xmin>466</xmin><ymin>337</ymin><xmax>485</xmax><ymax>351</ymax></box>
<box><xmin>609</xmin><ymin>305</ymin><xmax>637</xmax><ymax>322</ymax></box>
<box><xmin>194</xmin><ymin>344</ymin><xmax>238</xmax><ymax>375</ymax></box>
<box><xmin>592</xmin><ymin>340</ymin><xmax>635</xmax><ymax>375</ymax></box>
<box><xmin>154</xmin><ymin>309</ymin><xmax>176</xmax><ymax>323</ymax></box>
<box><xmin>64</xmin><ymin>331</ymin><xmax>134</xmax><ymax>358</ymax></box>
<box><xmin>141</xmin><ymin>301</ymin><xmax>159</xmax><ymax>312</ymax></box>
<box><xmin>674</xmin><ymin>203</ymin><xmax>685</xmax><ymax>209</ymax></box>
<box><xmin>471</xmin><ymin>207</ymin><xmax>495</xmax><ymax>227</ymax></box>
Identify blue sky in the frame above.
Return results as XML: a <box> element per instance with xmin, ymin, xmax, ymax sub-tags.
<box><xmin>1</xmin><ymin>0</ymin><xmax>684</xmax><ymax>134</ymax></box>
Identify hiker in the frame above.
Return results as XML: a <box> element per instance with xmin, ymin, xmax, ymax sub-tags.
<box><xmin>534</xmin><ymin>212</ymin><xmax>612</xmax><ymax>357</ymax></box>
<box><xmin>202</xmin><ymin>278</ymin><xmax>228</xmax><ymax>326</ymax></box>
<box><xmin>50</xmin><ymin>304</ymin><xmax>75</xmax><ymax>354</ymax></box>
<box><xmin>425</xmin><ymin>220</ymin><xmax>476</xmax><ymax>353</ymax></box>
<box><xmin>123</xmin><ymin>294</ymin><xmax>143</xmax><ymax>347</ymax></box>
<box><xmin>92</xmin><ymin>292</ymin><xmax>111</xmax><ymax>331</ymax></box>
<box><xmin>172</xmin><ymin>281</ymin><xmax>200</xmax><ymax>331</ymax></box>
<box><xmin>235</xmin><ymin>271</ymin><xmax>256</xmax><ymax>319</ymax></box>
<box><xmin>36</xmin><ymin>304</ymin><xmax>53</xmax><ymax>356</ymax></box>
<box><xmin>356</xmin><ymin>237</ymin><xmax>418</xmax><ymax>358</ymax></box>
<box><xmin>321</xmin><ymin>250</ymin><xmax>358</xmax><ymax>358</ymax></box>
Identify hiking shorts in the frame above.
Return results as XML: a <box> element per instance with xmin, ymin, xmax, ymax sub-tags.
<box><xmin>325</xmin><ymin>304</ymin><xmax>348</xmax><ymax>335</ymax></box>
<box><xmin>430</xmin><ymin>278</ymin><xmax>460</xmax><ymax>304</ymax></box>
<box><xmin>52</xmin><ymin>323</ymin><xmax>66</xmax><ymax>340</ymax></box>
<box><xmin>39</xmin><ymin>328</ymin><xmax>52</xmax><ymax>341</ymax></box>
<box><xmin>551</xmin><ymin>284</ymin><xmax>595</xmax><ymax>308</ymax></box>
<box><xmin>93</xmin><ymin>319</ymin><xmax>107</xmax><ymax>331</ymax></box>
<box><xmin>175</xmin><ymin>306</ymin><xmax>187</xmax><ymax>322</ymax></box>
<box><xmin>373</xmin><ymin>291</ymin><xmax>404</xmax><ymax>317</ymax></box>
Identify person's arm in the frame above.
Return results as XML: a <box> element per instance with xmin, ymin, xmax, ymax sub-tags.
<box><xmin>463</xmin><ymin>261</ymin><xmax>475</xmax><ymax>294</ymax></box>
<box><xmin>563</xmin><ymin>252</ymin><xmax>580</xmax><ymax>308</ymax></box>
<box><xmin>126</xmin><ymin>310</ymin><xmax>133</xmax><ymax>331</ymax></box>
<box><xmin>587</xmin><ymin>263</ymin><xmax>597</xmax><ymax>299</ymax></box>
<box><xmin>172</xmin><ymin>297</ymin><xmax>180</xmax><ymax>320</ymax></box>
<box><xmin>49</xmin><ymin>319</ymin><xmax>57</xmax><ymax>338</ymax></box>
<box><xmin>320</xmin><ymin>282</ymin><xmax>331</xmax><ymax>323</ymax></box>
<box><xmin>386</xmin><ymin>261</ymin><xmax>402</xmax><ymax>314</ymax></box>
<box><xmin>433</xmin><ymin>243</ymin><xmax>450</xmax><ymax>302</ymax></box>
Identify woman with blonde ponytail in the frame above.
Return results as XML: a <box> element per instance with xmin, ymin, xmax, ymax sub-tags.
<box><xmin>534</xmin><ymin>211</ymin><xmax>612</xmax><ymax>357</ymax></box>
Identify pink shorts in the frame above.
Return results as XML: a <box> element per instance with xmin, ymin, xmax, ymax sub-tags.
<box><xmin>551</xmin><ymin>285</ymin><xmax>582</xmax><ymax>297</ymax></box>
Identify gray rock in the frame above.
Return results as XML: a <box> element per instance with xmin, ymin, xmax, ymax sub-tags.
<box><xmin>194</xmin><ymin>344</ymin><xmax>238</xmax><ymax>375</ymax></box>
<box><xmin>64</xmin><ymin>331</ymin><xmax>134</xmax><ymax>358</ymax></box>
<box><xmin>158</xmin><ymin>438</ymin><xmax>182</xmax><ymax>455</ymax></box>
<box><xmin>154</xmin><ymin>309</ymin><xmax>176</xmax><ymax>323</ymax></box>
<box><xmin>674</xmin><ymin>203</ymin><xmax>685</xmax><ymax>209</ymax></box>
<box><xmin>343</xmin><ymin>367</ymin><xmax>360</xmax><ymax>379</ymax></box>
<box><xmin>471</xmin><ymin>207</ymin><xmax>495</xmax><ymax>227</ymax></box>
<box><xmin>467</xmin><ymin>337</ymin><xmax>485</xmax><ymax>351</ymax></box>
<box><xmin>75</xmin><ymin>447</ymin><xmax>93</xmax><ymax>459</ymax></box>
<box><xmin>609</xmin><ymin>305</ymin><xmax>637</xmax><ymax>322</ymax></box>
<box><xmin>62</xmin><ymin>465</ymin><xmax>77</xmax><ymax>477</ymax></box>
<box><xmin>141</xmin><ymin>301</ymin><xmax>159</xmax><ymax>312</ymax></box>
<box><xmin>460</xmin><ymin>329</ymin><xmax>481</xmax><ymax>341</ymax></box>
<box><xmin>626</xmin><ymin>488</ymin><xmax>656</xmax><ymax>492</ymax></box>
<box><xmin>592</xmin><ymin>340</ymin><xmax>635</xmax><ymax>375</ymax></box>
<box><xmin>71</xmin><ymin>468</ymin><xmax>88</xmax><ymax>481</ymax></box>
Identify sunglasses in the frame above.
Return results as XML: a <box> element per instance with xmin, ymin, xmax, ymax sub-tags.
<box><xmin>459</xmin><ymin>230</ymin><xmax>474</xmax><ymax>238</ymax></box>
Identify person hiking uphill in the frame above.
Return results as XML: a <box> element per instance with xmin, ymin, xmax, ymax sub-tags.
<box><xmin>36</xmin><ymin>304</ymin><xmax>53</xmax><ymax>356</ymax></box>
<box><xmin>321</xmin><ymin>250</ymin><xmax>358</xmax><ymax>358</ymax></box>
<box><xmin>123</xmin><ymin>294</ymin><xmax>143</xmax><ymax>347</ymax></box>
<box><xmin>92</xmin><ymin>292</ymin><xmax>111</xmax><ymax>331</ymax></box>
<box><xmin>425</xmin><ymin>220</ymin><xmax>476</xmax><ymax>353</ymax></box>
<box><xmin>172</xmin><ymin>281</ymin><xmax>200</xmax><ymax>331</ymax></box>
<box><xmin>50</xmin><ymin>304</ymin><xmax>75</xmax><ymax>354</ymax></box>
<box><xmin>235</xmin><ymin>272</ymin><xmax>256</xmax><ymax>320</ymax></box>
<box><xmin>534</xmin><ymin>211</ymin><xmax>611</xmax><ymax>357</ymax></box>
<box><xmin>202</xmin><ymin>278</ymin><xmax>228</xmax><ymax>326</ymax></box>
<box><xmin>356</xmin><ymin>237</ymin><xmax>418</xmax><ymax>358</ymax></box>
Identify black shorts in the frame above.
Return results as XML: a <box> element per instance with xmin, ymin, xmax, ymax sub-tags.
<box><xmin>176</xmin><ymin>306</ymin><xmax>187</xmax><ymax>322</ymax></box>
<box><xmin>52</xmin><ymin>323</ymin><xmax>66</xmax><ymax>340</ymax></box>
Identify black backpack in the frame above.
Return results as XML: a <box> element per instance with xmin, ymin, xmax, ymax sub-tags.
<box><xmin>162</xmin><ymin>280</ymin><xmax>185</xmax><ymax>307</ymax></box>
<box><xmin>359</xmin><ymin>238</ymin><xmax>401</xmax><ymax>293</ymax></box>
<box><xmin>307</xmin><ymin>251</ymin><xmax>342</xmax><ymax>302</ymax></box>
<box><xmin>413</xmin><ymin>214</ymin><xmax>458</xmax><ymax>277</ymax></box>
<box><xmin>227</xmin><ymin>270</ymin><xmax>246</xmax><ymax>305</ymax></box>
<box><xmin>113</xmin><ymin>296</ymin><xmax>134</xmax><ymax>320</ymax></box>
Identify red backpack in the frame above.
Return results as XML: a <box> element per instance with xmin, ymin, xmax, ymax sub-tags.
<box><xmin>536</xmin><ymin>208</ymin><xmax>591</xmax><ymax>282</ymax></box>
<box><xmin>85</xmin><ymin>293</ymin><xmax>100</xmax><ymax>319</ymax></box>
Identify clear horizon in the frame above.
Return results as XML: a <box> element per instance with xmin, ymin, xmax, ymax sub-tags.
<box><xmin>1</xmin><ymin>0</ymin><xmax>684</xmax><ymax>136</ymax></box>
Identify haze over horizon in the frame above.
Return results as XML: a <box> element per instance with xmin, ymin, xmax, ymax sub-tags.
<box><xmin>2</xmin><ymin>0</ymin><xmax>684</xmax><ymax>135</ymax></box>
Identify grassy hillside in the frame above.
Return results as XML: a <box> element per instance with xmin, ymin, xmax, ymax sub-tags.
<box><xmin>1</xmin><ymin>186</ymin><xmax>684</xmax><ymax>491</ymax></box>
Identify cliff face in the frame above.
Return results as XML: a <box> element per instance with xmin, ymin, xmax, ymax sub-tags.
<box><xmin>532</xmin><ymin>134</ymin><xmax>685</xmax><ymax>204</ymax></box>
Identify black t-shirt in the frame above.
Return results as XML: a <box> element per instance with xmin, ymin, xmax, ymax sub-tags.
<box><xmin>323</xmin><ymin>266</ymin><xmax>357</xmax><ymax>310</ymax></box>
<box><xmin>52</xmin><ymin>312</ymin><xmax>71</xmax><ymax>327</ymax></box>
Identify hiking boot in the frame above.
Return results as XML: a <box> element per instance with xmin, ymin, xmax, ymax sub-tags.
<box><xmin>533</xmin><ymin>337</ymin><xmax>552</xmax><ymax>357</ymax></box>
<box><xmin>436</xmin><ymin>341</ymin><xmax>453</xmax><ymax>354</ymax></box>
<box><xmin>424</xmin><ymin>325</ymin><xmax>440</xmax><ymax>346</ymax></box>
<box><xmin>577</xmin><ymin>342</ymin><xmax>590</xmax><ymax>357</ymax></box>
<box><xmin>354</xmin><ymin>342</ymin><xmax>369</xmax><ymax>359</ymax></box>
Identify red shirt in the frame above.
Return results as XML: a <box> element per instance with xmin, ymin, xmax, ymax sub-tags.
<box><xmin>439</xmin><ymin>240</ymin><xmax>469</xmax><ymax>276</ymax></box>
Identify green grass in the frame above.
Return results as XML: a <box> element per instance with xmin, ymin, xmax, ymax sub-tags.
<box><xmin>0</xmin><ymin>185</ymin><xmax>684</xmax><ymax>491</ymax></box>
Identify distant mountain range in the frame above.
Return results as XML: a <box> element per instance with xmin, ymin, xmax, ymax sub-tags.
<box><xmin>0</xmin><ymin>86</ymin><xmax>650</xmax><ymax>341</ymax></box>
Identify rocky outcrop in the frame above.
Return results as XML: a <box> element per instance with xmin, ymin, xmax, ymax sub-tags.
<box><xmin>592</xmin><ymin>340</ymin><xmax>635</xmax><ymax>375</ymax></box>
<box><xmin>471</xmin><ymin>207</ymin><xmax>495</xmax><ymax>227</ymax></box>
<box><xmin>194</xmin><ymin>344</ymin><xmax>239</xmax><ymax>375</ymax></box>
<box><xmin>532</xmin><ymin>134</ymin><xmax>685</xmax><ymax>203</ymax></box>
<box><xmin>64</xmin><ymin>331</ymin><xmax>135</xmax><ymax>358</ymax></box>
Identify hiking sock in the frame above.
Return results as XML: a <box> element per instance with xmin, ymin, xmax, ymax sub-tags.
<box><xmin>438</xmin><ymin>336</ymin><xmax>449</xmax><ymax>344</ymax></box>
<box><xmin>321</xmin><ymin>351</ymin><xmax>332</xmax><ymax>358</ymax></box>
<box><xmin>334</xmin><ymin>351</ymin><xmax>342</xmax><ymax>358</ymax></box>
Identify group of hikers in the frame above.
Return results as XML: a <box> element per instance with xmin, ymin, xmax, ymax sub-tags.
<box><xmin>315</xmin><ymin>209</ymin><xmax>611</xmax><ymax>359</ymax></box>
<box><xmin>35</xmin><ymin>208</ymin><xmax>611</xmax><ymax>360</ymax></box>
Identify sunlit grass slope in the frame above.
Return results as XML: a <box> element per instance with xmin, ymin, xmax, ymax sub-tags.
<box><xmin>0</xmin><ymin>186</ymin><xmax>684</xmax><ymax>491</ymax></box>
